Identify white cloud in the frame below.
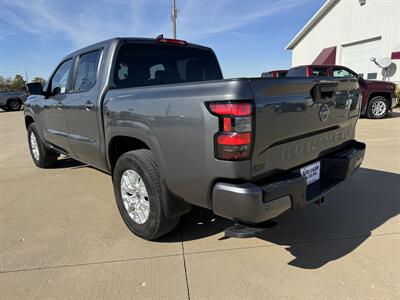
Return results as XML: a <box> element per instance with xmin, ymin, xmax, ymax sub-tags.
<box><xmin>177</xmin><ymin>0</ymin><xmax>306</xmax><ymax>41</ymax></box>
<box><xmin>0</xmin><ymin>0</ymin><xmax>169</xmax><ymax>48</ymax></box>
<box><xmin>0</xmin><ymin>0</ymin><xmax>307</xmax><ymax>48</ymax></box>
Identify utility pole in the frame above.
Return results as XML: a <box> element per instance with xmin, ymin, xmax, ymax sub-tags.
<box><xmin>25</xmin><ymin>70</ymin><xmax>29</xmax><ymax>82</ymax></box>
<box><xmin>171</xmin><ymin>0</ymin><xmax>177</xmax><ymax>39</ymax></box>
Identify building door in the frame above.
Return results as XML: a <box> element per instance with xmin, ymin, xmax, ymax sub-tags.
<box><xmin>341</xmin><ymin>38</ymin><xmax>382</xmax><ymax>80</ymax></box>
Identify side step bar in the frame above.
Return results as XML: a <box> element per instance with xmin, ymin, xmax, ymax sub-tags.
<box><xmin>224</xmin><ymin>220</ymin><xmax>279</xmax><ymax>238</ymax></box>
<box><xmin>224</xmin><ymin>196</ymin><xmax>326</xmax><ymax>238</ymax></box>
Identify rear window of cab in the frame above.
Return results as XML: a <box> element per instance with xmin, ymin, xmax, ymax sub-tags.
<box><xmin>113</xmin><ymin>43</ymin><xmax>223</xmax><ymax>88</ymax></box>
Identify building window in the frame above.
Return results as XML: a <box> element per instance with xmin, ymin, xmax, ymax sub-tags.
<box><xmin>367</xmin><ymin>73</ymin><xmax>377</xmax><ymax>80</ymax></box>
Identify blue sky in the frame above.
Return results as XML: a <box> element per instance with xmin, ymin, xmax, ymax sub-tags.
<box><xmin>0</xmin><ymin>0</ymin><xmax>324</xmax><ymax>80</ymax></box>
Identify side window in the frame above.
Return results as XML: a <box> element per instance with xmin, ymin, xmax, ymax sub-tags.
<box><xmin>50</xmin><ymin>59</ymin><xmax>73</xmax><ymax>95</ymax></box>
<box><xmin>73</xmin><ymin>50</ymin><xmax>102</xmax><ymax>92</ymax></box>
<box><xmin>311</xmin><ymin>67</ymin><xmax>328</xmax><ymax>77</ymax></box>
<box><xmin>333</xmin><ymin>68</ymin><xmax>355</xmax><ymax>78</ymax></box>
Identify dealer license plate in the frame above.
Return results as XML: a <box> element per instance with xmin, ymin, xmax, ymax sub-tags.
<box><xmin>300</xmin><ymin>161</ymin><xmax>320</xmax><ymax>185</ymax></box>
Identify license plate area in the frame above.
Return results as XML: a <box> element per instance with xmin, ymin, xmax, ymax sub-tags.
<box><xmin>300</xmin><ymin>161</ymin><xmax>321</xmax><ymax>185</ymax></box>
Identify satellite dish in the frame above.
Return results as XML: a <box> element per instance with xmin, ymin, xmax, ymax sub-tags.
<box><xmin>377</xmin><ymin>57</ymin><xmax>393</xmax><ymax>68</ymax></box>
<box><xmin>371</xmin><ymin>57</ymin><xmax>396</xmax><ymax>80</ymax></box>
<box><xmin>378</xmin><ymin>57</ymin><xmax>392</xmax><ymax>68</ymax></box>
<box><xmin>370</xmin><ymin>57</ymin><xmax>392</xmax><ymax>68</ymax></box>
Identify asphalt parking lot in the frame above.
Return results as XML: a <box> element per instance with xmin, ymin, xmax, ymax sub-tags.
<box><xmin>1</xmin><ymin>110</ymin><xmax>399</xmax><ymax>299</ymax></box>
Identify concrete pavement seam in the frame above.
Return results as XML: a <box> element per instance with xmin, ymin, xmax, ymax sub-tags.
<box><xmin>0</xmin><ymin>252</ymin><xmax>183</xmax><ymax>274</ymax></box>
<box><xmin>180</xmin><ymin>230</ymin><xmax>191</xmax><ymax>300</ymax></box>
<box><xmin>1</xmin><ymin>231</ymin><xmax>398</xmax><ymax>275</ymax></box>
<box><xmin>182</xmin><ymin>231</ymin><xmax>400</xmax><ymax>256</ymax></box>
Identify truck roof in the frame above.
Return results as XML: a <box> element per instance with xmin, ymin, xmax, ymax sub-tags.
<box><xmin>62</xmin><ymin>37</ymin><xmax>212</xmax><ymax>62</ymax></box>
<box><xmin>290</xmin><ymin>64</ymin><xmax>347</xmax><ymax>69</ymax></box>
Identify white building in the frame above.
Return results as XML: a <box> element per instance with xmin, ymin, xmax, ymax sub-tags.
<box><xmin>286</xmin><ymin>0</ymin><xmax>400</xmax><ymax>82</ymax></box>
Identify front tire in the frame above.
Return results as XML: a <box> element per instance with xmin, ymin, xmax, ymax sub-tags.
<box><xmin>113</xmin><ymin>149</ymin><xmax>180</xmax><ymax>240</ymax></box>
<box><xmin>367</xmin><ymin>96</ymin><xmax>388</xmax><ymax>119</ymax></box>
<box><xmin>27</xmin><ymin>123</ymin><xmax>59</xmax><ymax>168</ymax></box>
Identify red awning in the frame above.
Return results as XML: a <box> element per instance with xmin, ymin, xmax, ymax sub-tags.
<box><xmin>312</xmin><ymin>46</ymin><xmax>336</xmax><ymax>65</ymax></box>
<box><xmin>391</xmin><ymin>51</ymin><xmax>400</xmax><ymax>59</ymax></box>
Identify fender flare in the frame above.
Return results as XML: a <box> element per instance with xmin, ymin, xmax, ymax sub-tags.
<box><xmin>105</xmin><ymin>119</ymin><xmax>191</xmax><ymax>218</ymax></box>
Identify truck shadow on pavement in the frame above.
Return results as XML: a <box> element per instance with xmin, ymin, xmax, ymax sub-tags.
<box><xmin>171</xmin><ymin>168</ymin><xmax>400</xmax><ymax>269</ymax></box>
<box><xmin>389</xmin><ymin>111</ymin><xmax>400</xmax><ymax>118</ymax></box>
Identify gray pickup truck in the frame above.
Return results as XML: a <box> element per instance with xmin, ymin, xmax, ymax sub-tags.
<box><xmin>25</xmin><ymin>37</ymin><xmax>365</xmax><ymax>240</ymax></box>
<box><xmin>0</xmin><ymin>91</ymin><xmax>27</xmax><ymax>111</ymax></box>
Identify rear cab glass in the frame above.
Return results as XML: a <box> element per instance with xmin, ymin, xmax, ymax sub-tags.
<box><xmin>286</xmin><ymin>67</ymin><xmax>305</xmax><ymax>77</ymax></box>
<box><xmin>113</xmin><ymin>43</ymin><xmax>223</xmax><ymax>88</ymax></box>
<box><xmin>310</xmin><ymin>67</ymin><xmax>328</xmax><ymax>77</ymax></box>
<box><xmin>261</xmin><ymin>72</ymin><xmax>274</xmax><ymax>78</ymax></box>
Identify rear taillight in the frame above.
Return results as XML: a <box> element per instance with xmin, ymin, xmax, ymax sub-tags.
<box><xmin>306</xmin><ymin>66</ymin><xmax>312</xmax><ymax>77</ymax></box>
<box><xmin>207</xmin><ymin>101</ymin><xmax>253</xmax><ymax>160</ymax></box>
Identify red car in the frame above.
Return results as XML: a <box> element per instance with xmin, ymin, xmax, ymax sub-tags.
<box><xmin>286</xmin><ymin>65</ymin><xmax>398</xmax><ymax>119</ymax></box>
<box><xmin>261</xmin><ymin>70</ymin><xmax>288</xmax><ymax>78</ymax></box>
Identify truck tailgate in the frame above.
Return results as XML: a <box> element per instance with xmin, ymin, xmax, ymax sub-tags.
<box><xmin>249</xmin><ymin>77</ymin><xmax>361</xmax><ymax>180</ymax></box>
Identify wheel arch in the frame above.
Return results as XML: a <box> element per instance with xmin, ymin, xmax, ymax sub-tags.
<box><xmin>105</xmin><ymin>120</ymin><xmax>166</xmax><ymax>175</ymax></box>
<box><xmin>368</xmin><ymin>92</ymin><xmax>392</xmax><ymax>108</ymax></box>
<box><xmin>108</xmin><ymin>135</ymin><xmax>151</xmax><ymax>171</ymax></box>
<box><xmin>25</xmin><ymin>115</ymin><xmax>35</xmax><ymax>129</ymax></box>
<box><xmin>106</xmin><ymin>120</ymin><xmax>191</xmax><ymax>218</ymax></box>
<box><xmin>7</xmin><ymin>97</ymin><xmax>23</xmax><ymax>105</ymax></box>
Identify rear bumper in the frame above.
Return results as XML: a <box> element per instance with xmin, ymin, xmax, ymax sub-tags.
<box><xmin>212</xmin><ymin>141</ymin><xmax>366</xmax><ymax>224</ymax></box>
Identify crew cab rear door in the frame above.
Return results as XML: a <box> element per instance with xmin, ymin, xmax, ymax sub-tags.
<box><xmin>62</xmin><ymin>49</ymin><xmax>105</xmax><ymax>168</ymax></box>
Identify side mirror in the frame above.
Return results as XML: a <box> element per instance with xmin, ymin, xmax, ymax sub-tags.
<box><xmin>52</xmin><ymin>87</ymin><xmax>61</xmax><ymax>95</ymax></box>
<box><xmin>26</xmin><ymin>82</ymin><xmax>43</xmax><ymax>95</ymax></box>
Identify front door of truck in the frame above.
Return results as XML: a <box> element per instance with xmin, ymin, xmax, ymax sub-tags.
<box><xmin>43</xmin><ymin>58</ymin><xmax>74</xmax><ymax>154</ymax></box>
<box><xmin>62</xmin><ymin>49</ymin><xmax>105</xmax><ymax>168</ymax></box>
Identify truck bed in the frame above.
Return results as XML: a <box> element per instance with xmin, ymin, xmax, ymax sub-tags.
<box><xmin>104</xmin><ymin>76</ymin><xmax>361</xmax><ymax>209</ymax></box>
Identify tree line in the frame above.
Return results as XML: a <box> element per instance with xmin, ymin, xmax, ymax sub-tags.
<box><xmin>0</xmin><ymin>75</ymin><xmax>46</xmax><ymax>92</ymax></box>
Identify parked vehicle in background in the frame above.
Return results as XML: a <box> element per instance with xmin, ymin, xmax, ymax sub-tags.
<box><xmin>24</xmin><ymin>37</ymin><xmax>365</xmax><ymax>240</ymax></box>
<box><xmin>261</xmin><ymin>70</ymin><xmax>287</xmax><ymax>78</ymax></box>
<box><xmin>0</xmin><ymin>91</ymin><xmax>28</xmax><ymax>111</ymax></box>
<box><xmin>286</xmin><ymin>65</ymin><xmax>398</xmax><ymax>119</ymax></box>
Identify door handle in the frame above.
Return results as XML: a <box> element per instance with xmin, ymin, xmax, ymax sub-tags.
<box><xmin>83</xmin><ymin>101</ymin><xmax>94</xmax><ymax>110</ymax></box>
<box><xmin>56</xmin><ymin>103</ymin><xmax>64</xmax><ymax>110</ymax></box>
<box><xmin>311</xmin><ymin>83</ymin><xmax>338</xmax><ymax>102</ymax></box>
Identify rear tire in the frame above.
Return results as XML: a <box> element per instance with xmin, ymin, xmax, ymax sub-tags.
<box><xmin>367</xmin><ymin>96</ymin><xmax>388</xmax><ymax>119</ymax></box>
<box><xmin>27</xmin><ymin>123</ymin><xmax>59</xmax><ymax>168</ymax></box>
<box><xmin>113</xmin><ymin>149</ymin><xmax>180</xmax><ymax>240</ymax></box>
<box><xmin>8</xmin><ymin>99</ymin><xmax>22</xmax><ymax>111</ymax></box>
